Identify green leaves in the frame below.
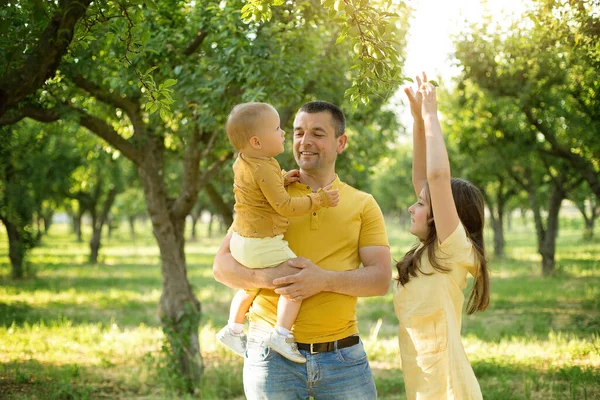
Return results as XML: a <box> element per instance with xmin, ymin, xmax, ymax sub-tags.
<box><xmin>239</xmin><ymin>0</ymin><xmax>410</xmax><ymax>105</ymax></box>
<box><xmin>138</xmin><ymin>67</ymin><xmax>177</xmax><ymax>121</ymax></box>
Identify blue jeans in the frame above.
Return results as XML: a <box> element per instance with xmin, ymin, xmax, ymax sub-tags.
<box><xmin>243</xmin><ymin>331</ymin><xmax>377</xmax><ymax>400</ymax></box>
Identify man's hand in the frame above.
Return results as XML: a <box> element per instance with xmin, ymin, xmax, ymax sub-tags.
<box><xmin>272</xmin><ymin>257</ymin><xmax>332</xmax><ymax>301</ymax></box>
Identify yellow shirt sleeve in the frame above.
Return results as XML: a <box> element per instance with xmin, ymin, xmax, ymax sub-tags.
<box><xmin>358</xmin><ymin>194</ymin><xmax>390</xmax><ymax>248</ymax></box>
<box><xmin>254</xmin><ymin>161</ymin><xmax>330</xmax><ymax>217</ymax></box>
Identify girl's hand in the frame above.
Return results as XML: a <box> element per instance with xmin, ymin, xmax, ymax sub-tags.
<box><xmin>403</xmin><ymin>72</ymin><xmax>428</xmax><ymax>120</ymax></box>
<box><xmin>419</xmin><ymin>81</ymin><xmax>438</xmax><ymax>118</ymax></box>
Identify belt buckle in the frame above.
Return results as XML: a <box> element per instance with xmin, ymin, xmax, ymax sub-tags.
<box><xmin>310</xmin><ymin>343</ymin><xmax>317</xmax><ymax>354</ymax></box>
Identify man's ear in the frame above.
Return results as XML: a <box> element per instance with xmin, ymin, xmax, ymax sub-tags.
<box><xmin>336</xmin><ymin>134</ymin><xmax>348</xmax><ymax>154</ymax></box>
<box><xmin>249</xmin><ymin>136</ymin><xmax>262</xmax><ymax>149</ymax></box>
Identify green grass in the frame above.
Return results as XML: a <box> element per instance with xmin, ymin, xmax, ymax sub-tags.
<box><xmin>0</xmin><ymin>217</ymin><xmax>598</xmax><ymax>399</ymax></box>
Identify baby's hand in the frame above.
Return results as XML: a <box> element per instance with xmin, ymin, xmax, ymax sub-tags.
<box><xmin>284</xmin><ymin>169</ymin><xmax>300</xmax><ymax>186</ymax></box>
<box><xmin>324</xmin><ymin>185</ymin><xmax>340</xmax><ymax>207</ymax></box>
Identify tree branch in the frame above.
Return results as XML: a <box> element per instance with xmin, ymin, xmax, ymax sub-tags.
<box><xmin>70</xmin><ymin>106</ymin><xmax>142</xmax><ymax>166</ymax></box>
<box><xmin>171</xmin><ymin>125</ymin><xmax>203</xmax><ymax>219</ymax></box>
<box><xmin>0</xmin><ymin>0</ymin><xmax>93</xmax><ymax>118</ymax></box>
<box><xmin>198</xmin><ymin>151</ymin><xmax>234</xmax><ymax>190</ymax></box>
<box><xmin>0</xmin><ymin>107</ymin><xmax>60</xmax><ymax>126</ymax></box>
<box><xmin>183</xmin><ymin>31</ymin><xmax>209</xmax><ymax>56</ymax></box>
<box><xmin>524</xmin><ymin>106</ymin><xmax>600</xmax><ymax>199</ymax></box>
<box><xmin>70</xmin><ymin>74</ymin><xmax>145</xmax><ymax>132</ymax></box>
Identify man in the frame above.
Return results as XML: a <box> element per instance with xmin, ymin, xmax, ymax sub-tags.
<box><xmin>213</xmin><ymin>100</ymin><xmax>391</xmax><ymax>399</ymax></box>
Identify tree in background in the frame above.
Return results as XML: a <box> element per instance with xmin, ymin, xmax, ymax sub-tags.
<box><xmin>0</xmin><ymin>121</ymin><xmax>82</xmax><ymax>278</ymax></box>
<box><xmin>448</xmin><ymin>3</ymin><xmax>600</xmax><ymax>275</ymax></box>
<box><xmin>370</xmin><ymin>144</ymin><xmax>413</xmax><ymax>225</ymax></box>
<box><xmin>67</xmin><ymin>141</ymin><xmax>126</xmax><ymax>264</ymax></box>
<box><xmin>454</xmin><ymin>0</ymin><xmax>600</xmax><ymax>199</ymax></box>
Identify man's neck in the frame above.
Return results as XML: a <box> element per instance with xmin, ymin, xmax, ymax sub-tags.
<box><xmin>298</xmin><ymin>169</ymin><xmax>337</xmax><ymax>191</ymax></box>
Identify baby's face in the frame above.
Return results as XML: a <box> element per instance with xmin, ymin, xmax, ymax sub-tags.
<box><xmin>255</xmin><ymin>108</ymin><xmax>285</xmax><ymax>157</ymax></box>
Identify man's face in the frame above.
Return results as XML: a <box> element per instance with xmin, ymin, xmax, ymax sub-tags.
<box><xmin>292</xmin><ymin>111</ymin><xmax>347</xmax><ymax>173</ymax></box>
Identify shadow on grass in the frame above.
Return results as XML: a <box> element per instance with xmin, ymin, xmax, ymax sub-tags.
<box><xmin>0</xmin><ymin>359</ymin><xmax>96</xmax><ymax>400</ymax></box>
<box><xmin>472</xmin><ymin>360</ymin><xmax>599</xmax><ymax>400</ymax></box>
<box><xmin>0</xmin><ymin>355</ymin><xmax>245</xmax><ymax>400</ymax></box>
<box><xmin>373</xmin><ymin>361</ymin><xmax>599</xmax><ymax>400</ymax></box>
<box><xmin>0</xmin><ymin>260</ymin><xmax>233</xmax><ymax>329</ymax></box>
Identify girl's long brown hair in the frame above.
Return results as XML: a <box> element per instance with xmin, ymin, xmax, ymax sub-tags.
<box><xmin>395</xmin><ymin>178</ymin><xmax>490</xmax><ymax>314</ymax></box>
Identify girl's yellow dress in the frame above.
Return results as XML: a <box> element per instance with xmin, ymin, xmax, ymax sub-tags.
<box><xmin>393</xmin><ymin>223</ymin><xmax>483</xmax><ymax>400</ymax></box>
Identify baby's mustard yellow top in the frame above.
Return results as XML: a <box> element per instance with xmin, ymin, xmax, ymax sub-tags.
<box><xmin>247</xmin><ymin>176</ymin><xmax>389</xmax><ymax>343</ymax></box>
<box><xmin>393</xmin><ymin>223</ymin><xmax>482</xmax><ymax>400</ymax></box>
<box><xmin>231</xmin><ymin>153</ymin><xmax>330</xmax><ymax>238</ymax></box>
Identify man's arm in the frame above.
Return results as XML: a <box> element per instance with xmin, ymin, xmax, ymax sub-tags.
<box><xmin>212</xmin><ymin>232</ymin><xmax>300</xmax><ymax>289</ymax></box>
<box><xmin>272</xmin><ymin>245</ymin><xmax>392</xmax><ymax>301</ymax></box>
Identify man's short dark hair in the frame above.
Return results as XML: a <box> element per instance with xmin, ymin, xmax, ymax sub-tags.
<box><xmin>299</xmin><ymin>101</ymin><xmax>346</xmax><ymax>137</ymax></box>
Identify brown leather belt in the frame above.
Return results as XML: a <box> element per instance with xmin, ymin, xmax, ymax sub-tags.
<box><xmin>297</xmin><ymin>335</ymin><xmax>360</xmax><ymax>354</ymax></box>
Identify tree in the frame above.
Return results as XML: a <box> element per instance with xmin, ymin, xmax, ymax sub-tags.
<box><xmin>68</xmin><ymin>143</ymin><xmax>126</xmax><ymax>263</ymax></box>
<box><xmin>0</xmin><ymin>120</ymin><xmax>82</xmax><ymax>278</ymax></box>
<box><xmin>0</xmin><ymin>0</ymin><xmax>92</xmax><ymax>118</ymax></box>
<box><xmin>570</xmin><ymin>186</ymin><xmax>599</xmax><ymax>241</ymax></box>
<box><xmin>441</xmin><ymin>77</ymin><xmax>579</xmax><ymax>275</ymax></box>
<box><xmin>370</xmin><ymin>144</ymin><xmax>413</xmax><ymax>224</ymax></box>
<box><xmin>440</xmin><ymin>82</ymin><xmax>522</xmax><ymax>259</ymax></box>
<box><xmin>454</xmin><ymin>0</ymin><xmax>600</xmax><ymax>200</ymax></box>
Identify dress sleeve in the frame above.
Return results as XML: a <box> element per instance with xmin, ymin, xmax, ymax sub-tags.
<box><xmin>254</xmin><ymin>162</ymin><xmax>330</xmax><ymax>217</ymax></box>
<box><xmin>438</xmin><ymin>222</ymin><xmax>478</xmax><ymax>276</ymax></box>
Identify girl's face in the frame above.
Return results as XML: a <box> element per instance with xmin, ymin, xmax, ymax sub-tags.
<box><xmin>408</xmin><ymin>188</ymin><xmax>431</xmax><ymax>241</ymax></box>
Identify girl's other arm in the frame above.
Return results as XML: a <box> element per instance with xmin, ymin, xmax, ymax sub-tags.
<box><xmin>404</xmin><ymin>73</ymin><xmax>428</xmax><ymax>197</ymax></box>
<box><xmin>420</xmin><ymin>82</ymin><xmax>460</xmax><ymax>243</ymax></box>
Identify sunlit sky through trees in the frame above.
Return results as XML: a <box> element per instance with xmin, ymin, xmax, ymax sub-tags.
<box><xmin>393</xmin><ymin>0</ymin><xmax>528</xmax><ymax>129</ymax></box>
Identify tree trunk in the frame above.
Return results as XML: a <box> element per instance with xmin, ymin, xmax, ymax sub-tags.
<box><xmin>575</xmin><ymin>199</ymin><xmax>597</xmax><ymax>241</ymax></box>
<box><xmin>138</xmin><ymin>143</ymin><xmax>203</xmax><ymax>390</ymax></box>
<box><xmin>204</xmin><ymin>182</ymin><xmax>234</xmax><ymax>228</ymax></box>
<box><xmin>89</xmin><ymin>212</ymin><xmax>101</xmax><ymax>264</ymax></box>
<box><xmin>190</xmin><ymin>215</ymin><xmax>199</xmax><ymax>240</ymax></box>
<box><xmin>491</xmin><ymin>216</ymin><xmax>505</xmax><ymax>258</ymax></box>
<box><xmin>36</xmin><ymin>214</ymin><xmax>42</xmax><ymax>238</ymax></box>
<box><xmin>74</xmin><ymin>211</ymin><xmax>83</xmax><ymax>242</ymax></box>
<box><xmin>482</xmin><ymin>180</ymin><xmax>509</xmax><ymax>259</ymax></box>
<box><xmin>583</xmin><ymin>218</ymin><xmax>595</xmax><ymax>241</ymax></box>
<box><xmin>129</xmin><ymin>216</ymin><xmax>136</xmax><ymax>240</ymax></box>
<box><xmin>42</xmin><ymin>210</ymin><xmax>53</xmax><ymax>234</ymax></box>
<box><xmin>89</xmin><ymin>187</ymin><xmax>118</xmax><ymax>264</ymax></box>
<box><xmin>529</xmin><ymin>182</ymin><xmax>564</xmax><ymax>277</ymax></box>
<box><xmin>1</xmin><ymin>217</ymin><xmax>26</xmax><ymax>279</ymax></box>
<box><xmin>207</xmin><ymin>214</ymin><xmax>214</xmax><ymax>238</ymax></box>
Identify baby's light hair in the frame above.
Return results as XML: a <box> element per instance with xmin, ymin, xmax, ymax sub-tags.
<box><xmin>226</xmin><ymin>102</ymin><xmax>276</xmax><ymax>151</ymax></box>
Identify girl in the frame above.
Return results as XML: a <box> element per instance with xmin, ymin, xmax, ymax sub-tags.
<box><xmin>394</xmin><ymin>73</ymin><xmax>490</xmax><ymax>400</ymax></box>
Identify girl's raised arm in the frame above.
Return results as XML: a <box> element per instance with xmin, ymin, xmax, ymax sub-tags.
<box><xmin>404</xmin><ymin>73</ymin><xmax>427</xmax><ymax>197</ymax></box>
<box><xmin>420</xmin><ymin>82</ymin><xmax>460</xmax><ymax>243</ymax></box>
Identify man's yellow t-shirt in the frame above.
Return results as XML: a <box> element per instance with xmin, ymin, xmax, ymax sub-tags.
<box><xmin>247</xmin><ymin>176</ymin><xmax>389</xmax><ymax>343</ymax></box>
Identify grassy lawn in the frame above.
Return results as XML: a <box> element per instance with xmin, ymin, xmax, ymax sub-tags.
<box><xmin>0</xmin><ymin>217</ymin><xmax>598</xmax><ymax>399</ymax></box>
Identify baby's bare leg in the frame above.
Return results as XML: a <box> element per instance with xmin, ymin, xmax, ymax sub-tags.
<box><xmin>229</xmin><ymin>289</ymin><xmax>256</xmax><ymax>324</ymax></box>
<box><xmin>276</xmin><ymin>295</ymin><xmax>302</xmax><ymax>331</ymax></box>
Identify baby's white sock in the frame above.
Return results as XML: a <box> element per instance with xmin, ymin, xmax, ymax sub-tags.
<box><xmin>228</xmin><ymin>322</ymin><xmax>245</xmax><ymax>334</ymax></box>
<box><xmin>274</xmin><ymin>325</ymin><xmax>292</xmax><ymax>336</ymax></box>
